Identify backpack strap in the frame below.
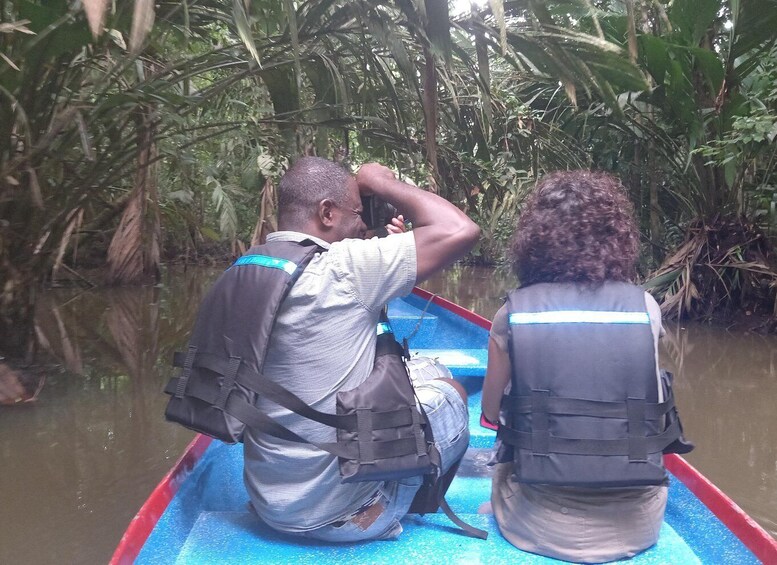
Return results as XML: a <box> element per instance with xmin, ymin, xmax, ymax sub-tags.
<box><xmin>440</xmin><ymin>498</ymin><xmax>488</xmax><ymax>540</ymax></box>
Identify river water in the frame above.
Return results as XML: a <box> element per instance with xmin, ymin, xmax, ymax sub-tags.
<box><xmin>0</xmin><ymin>265</ymin><xmax>775</xmax><ymax>563</ymax></box>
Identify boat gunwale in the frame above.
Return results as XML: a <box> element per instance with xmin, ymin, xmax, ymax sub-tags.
<box><xmin>664</xmin><ymin>453</ymin><xmax>777</xmax><ymax>562</ymax></box>
<box><xmin>109</xmin><ymin>287</ymin><xmax>777</xmax><ymax>563</ymax></box>
<box><xmin>109</xmin><ymin>434</ymin><xmax>213</xmax><ymax>564</ymax></box>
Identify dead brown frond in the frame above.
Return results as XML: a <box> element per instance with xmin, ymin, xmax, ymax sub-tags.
<box><xmin>81</xmin><ymin>0</ymin><xmax>109</xmax><ymax>39</ymax></box>
<box><xmin>251</xmin><ymin>177</ymin><xmax>277</xmax><ymax>247</ymax></box>
<box><xmin>0</xmin><ymin>361</ymin><xmax>45</xmax><ymax>405</ymax></box>
<box><xmin>106</xmin><ymin>287</ymin><xmax>159</xmax><ymax>380</ymax></box>
<box><xmin>106</xmin><ymin>108</ymin><xmax>160</xmax><ymax>285</ymax></box>
<box><xmin>51</xmin><ymin>207</ymin><xmax>84</xmax><ymax>283</ymax></box>
<box><xmin>644</xmin><ymin>216</ymin><xmax>777</xmax><ymax>325</ymax></box>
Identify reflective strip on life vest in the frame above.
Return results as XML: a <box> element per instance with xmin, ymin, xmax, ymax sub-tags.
<box><xmin>231</xmin><ymin>254</ymin><xmax>298</xmax><ymax>275</ymax></box>
<box><xmin>376</xmin><ymin>322</ymin><xmax>392</xmax><ymax>335</ymax></box>
<box><xmin>509</xmin><ymin>310</ymin><xmax>650</xmax><ymax>325</ymax></box>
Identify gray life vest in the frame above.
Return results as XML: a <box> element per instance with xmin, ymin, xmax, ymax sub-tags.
<box><xmin>498</xmin><ymin>281</ymin><xmax>692</xmax><ymax>488</ymax></box>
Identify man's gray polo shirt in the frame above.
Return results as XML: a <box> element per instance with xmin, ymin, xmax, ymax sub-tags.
<box><xmin>243</xmin><ymin>230</ymin><xmax>417</xmax><ymax>532</ymax></box>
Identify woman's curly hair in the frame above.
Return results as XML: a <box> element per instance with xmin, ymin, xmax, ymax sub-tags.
<box><xmin>510</xmin><ymin>170</ymin><xmax>639</xmax><ymax>286</ymax></box>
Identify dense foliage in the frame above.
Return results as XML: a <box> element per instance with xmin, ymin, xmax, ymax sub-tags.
<box><xmin>2</xmin><ymin>0</ymin><xmax>777</xmax><ymax>356</ymax></box>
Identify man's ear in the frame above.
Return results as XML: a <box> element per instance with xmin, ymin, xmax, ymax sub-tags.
<box><xmin>318</xmin><ymin>198</ymin><xmax>336</xmax><ymax>227</ymax></box>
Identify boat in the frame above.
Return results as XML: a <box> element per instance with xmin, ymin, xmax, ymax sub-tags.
<box><xmin>111</xmin><ymin>288</ymin><xmax>777</xmax><ymax>564</ymax></box>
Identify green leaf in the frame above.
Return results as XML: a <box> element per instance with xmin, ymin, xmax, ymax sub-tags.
<box><xmin>365</xmin><ymin>14</ymin><xmax>415</xmax><ymax>79</ymax></box>
<box><xmin>233</xmin><ymin>0</ymin><xmax>261</xmax><ymax>67</ymax></box>
<box><xmin>768</xmin><ymin>121</ymin><xmax>777</xmax><ymax>143</ymax></box>
<box><xmin>668</xmin><ymin>0</ymin><xmax>719</xmax><ymax>45</ymax></box>
<box><xmin>639</xmin><ymin>35</ymin><xmax>670</xmax><ymax>87</ymax></box>
<box><xmin>16</xmin><ymin>0</ymin><xmax>67</xmax><ymax>32</ymax></box>
<box><xmin>724</xmin><ymin>159</ymin><xmax>736</xmax><ymax>188</ymax></box>
<box><xmin>201</xmin><ymin>226</ymin><xmax>221</xmax><ymax>242</ymax></box>
<box><xmin>688</xmin><ymin>47</ymin><xmax>724</xmax><ymax>94</ymax></box>
<box><xmin>667</xmin><ymin>57</ymin><xmax>696</xmax><ymax>128</ymax></box>
<box><xmin>424</xmin><ymin>0</ymin><xmax>451</xmax><ymax>65</ymax></box>
<box><xmin>168</xmin><ymin>189</ymin><xmax>193</xmax><ymax>204</ymax></box>
<box><xmin>732</xmin><ymin>0</ymin><xmax>777</xmax><ymax>58</ymax></box>
<box><xmin>642</xmin><ymin>268</ymin><xmax>683</xmax><ymax>290</ymax></box>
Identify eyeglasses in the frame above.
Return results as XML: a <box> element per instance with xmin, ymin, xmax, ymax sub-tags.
<box><xmin>334</xmin><ymin>201</ymin><xmax>363</xmax><ymax>218</ymax></box>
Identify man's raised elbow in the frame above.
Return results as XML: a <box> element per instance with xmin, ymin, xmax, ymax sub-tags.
<box><xmin>466</xmin><ymin>220</ymin><xmax>481</xmax><ymax>245</ymax></box>
<box><xmin>464</xmin><ymin>218</ymin><xmax>481</xmax><ymax>245</ymax></box>
<box><xmin>454</xmin><ymin>218</ymin><xmax>480</xmax><ymax>252</ymax></box>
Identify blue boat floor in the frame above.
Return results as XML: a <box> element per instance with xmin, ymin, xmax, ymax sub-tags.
<box><xmin>136</xmin><ymin>382</ymin><xmax>761</xmax><ymax>564</ymax></box>
<box><xmin>138</xmin><ymin>438</ymin><xmax>759</xmax><ymax>564</ymax></box>
<box><xmin>176</xmin><ymin>511</ymin><xmax>698</xmax><ymax>565</ymax></box>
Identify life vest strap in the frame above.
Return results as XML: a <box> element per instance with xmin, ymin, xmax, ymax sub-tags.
<box><xmin>531</xmin><ymin>390</ymin><xmax>550</xmax><ymax>456</ymax></box>
<box><xmin>627</xmin><ymin>397</ymin><xmax>648</xmax><ymax>461</ymax></box>
<box><xmin>226</xmin><ymin>394</ymin><xmax>423</xmax><ymax>461</ymax></box>
<box><xmin>215</xmin><ymin>356</ymin><xmax>240</xmax><ymax>410</ymax></box>
<box><xmin>498</xmin><ymin>418</ymin><xmax>683</xmax><ymax>457</ymax></box>
<box><xmin>171</xmin><ymin>351</ymin><xmax>418</xmax><ymax>432</ymax></box>
<box><xmin>501</xmin><ymin>393</ymin><xmax>675</xmax><ymax>420</ymax></box>
<box><xmin>439</xmin><ymin>497</ymin><xmax>488</xmax><ymax>540</ymax></box>
<box><xmin>174</xmin><ymin>345</ymin><xmax>198</xmax><ymax>398</ymax></box>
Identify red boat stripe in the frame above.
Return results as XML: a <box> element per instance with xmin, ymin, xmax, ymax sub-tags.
<box><xmin>109</xmin><ymin>435</ymin><xmax>213</xmax><ymax>565</ymax></box>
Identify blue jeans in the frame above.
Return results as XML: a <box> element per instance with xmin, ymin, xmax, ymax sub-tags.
<box><xmin>299</xmin><ymin>370</ymin><xmax>470</xmax><ymax>542</ymax></box>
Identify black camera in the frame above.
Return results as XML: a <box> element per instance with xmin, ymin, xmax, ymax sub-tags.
<box><xmin>360</xmin><ymin>195</ymin><xmax>398</xmax><ymax>234</ymax></box>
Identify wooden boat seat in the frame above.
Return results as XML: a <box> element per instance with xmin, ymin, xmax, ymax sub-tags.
<box><xmin>174</xmin><ymin>509</ymin><xmax>700</xmax><ymax>564</ymax></box>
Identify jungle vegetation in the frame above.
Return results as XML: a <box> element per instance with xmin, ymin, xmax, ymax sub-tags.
<box><xmin>2</xmin><ymin>0</ymin><xmax>777</xmax><ymax>359</ymax></box>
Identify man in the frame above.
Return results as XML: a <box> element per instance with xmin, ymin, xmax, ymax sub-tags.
<box><xmin>243</xmin><ymin>156</ymin><xmax>480</xmax><ymax>541</ymax></box>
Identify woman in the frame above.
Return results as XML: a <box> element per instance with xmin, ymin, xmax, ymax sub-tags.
<box><xmin>482</xmin><ymin>171</ymin><xmax>691</xmax><ymax>562</ymax></box>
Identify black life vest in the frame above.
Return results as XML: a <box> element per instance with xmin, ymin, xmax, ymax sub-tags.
<box><xmin>498</xmin><ymin>282</ymin><xmax>692</xmax><ymax>488</ymax></box>
<box><xmin>164</xmin><ymin>239</ymin><xmax>324</xmax><ymax>443</ymax></box>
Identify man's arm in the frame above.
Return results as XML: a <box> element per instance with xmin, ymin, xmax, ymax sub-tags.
<box><xmin>356</xmin><ymin>163</ymin><xmax>480</xmax><ymax>283</ymax></box>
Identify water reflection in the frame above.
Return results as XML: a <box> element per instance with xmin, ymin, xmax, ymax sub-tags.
<box><xmin>0</xmin><ymin>265</ymin><xmax>774</xmax><ymax>565</ymax></box>
<box><xmin>419</xmin><ymin>264</ymin><xmax>517</xmax><ymax>320</ymax></box>
<box><xmin>0</xmin><ymin>268</ymin><xmax>218</xmax><ymax>564</ymax></box>
<box><xmin>661</xmin><ymin>323</ymin><xmax>777</xmax><ymax>534</ymax></box>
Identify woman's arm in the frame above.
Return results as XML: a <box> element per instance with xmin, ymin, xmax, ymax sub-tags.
<box><xmin>482</xmin><ymin>337</ymin><xmax>511</xmax><ymax>424</ymax></box>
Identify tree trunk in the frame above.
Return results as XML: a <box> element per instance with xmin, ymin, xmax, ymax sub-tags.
<box><xmin>0</xmin><ymin>262</ymin><xmax>35</xmax><ymax>359</ymax></box>
<box><xmin>306</xmin><ymin>63</ymin><xmax>336</xmax><ymax>158</ymax></box>
<box><xmin>262</xmin><ymin>67</ymin><xmax>301</xmax><ymax>158</ymax></box>
<box><xmin>422</xmin><ymin>48</ymin><xmax>439</xmax><ymax>189</ymax></box>
<box><xmin>106</xmin><ymin>106</ymin><xmax>161</xmax><ymax>285</ymax></box>
<box><xmin>251</xmin><ymin>178</ymin><xmax>277</xmax><ymax>246</ymax></box>
<box><xmin>649</xmin><ymin>139</ymin><xmax>661</xmax><ymax>262</ymax></box>
<box><xmin>625</xmin><ymin>0</ymin><xmax>639</xmax><ymax>62</ymax></box>
<box><xmin>474</xmin><ymin>9</ymin><xmax>492</xmax><ymax>149</ymax></box>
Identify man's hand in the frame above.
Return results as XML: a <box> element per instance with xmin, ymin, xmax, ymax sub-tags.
<box><xmin>356</xmin><ymin>160</ymin><xmax>479</xmax><ymax>283</ymax></box>
<box><xmin>356</xmin><ymin>163</ymin><xmax>396</xmax><ymax>196</ymax></box>
<box><xmin>385</xmin><ymin>215</ymin><xmax>406</xmax><ymax>235</ymax></box>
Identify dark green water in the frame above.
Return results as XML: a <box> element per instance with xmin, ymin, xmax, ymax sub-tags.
<box><xmin>0</xmin><ymin>265</ymin><xmax>774</xmax><ymax>564</ymax></box>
